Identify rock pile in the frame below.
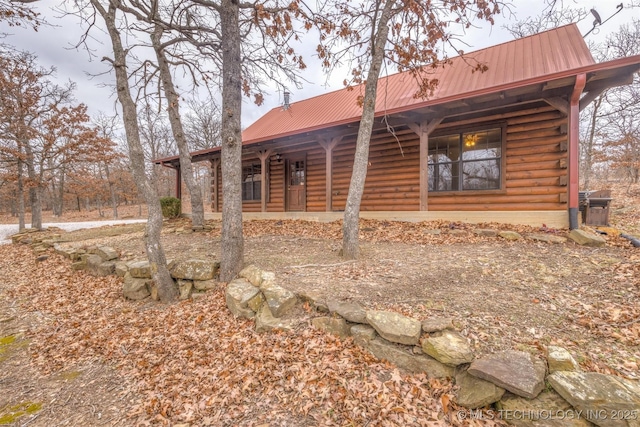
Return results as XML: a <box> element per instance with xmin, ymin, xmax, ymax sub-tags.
<box><xmin>226</xmin><ymin>264</ymin><xmax>640</xmax><ymax>427</ymax></box>
<box><xmin>12</xmin><ymin>228</ymin><xmax>637</xmax><ymax>427</ymax></box>
<box><xmin>53</xmin><ymin>243</ymin><xmax>220</xmax><ymax>301</ymax></box>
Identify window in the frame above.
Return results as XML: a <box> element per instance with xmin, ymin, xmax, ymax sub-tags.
<box><xmin>242</xmin><ymin>164</ymin><xmax>261</xmax><ymax>201</ymax></box>
<box><xmin>428</xmin><ymin>127</ymin><xmax>502</xmax><ymax>192</ymax></box>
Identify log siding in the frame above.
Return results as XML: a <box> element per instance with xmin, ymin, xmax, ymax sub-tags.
<box><xmin>211</xmin><ymin>105</ymin><xmax>568</xmax><ymax>213</ymax></box>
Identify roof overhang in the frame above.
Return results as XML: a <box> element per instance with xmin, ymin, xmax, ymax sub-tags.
<box><xmin>154</xmin><ymin>54</ymin><xmax>640</xmax><ymax>167</ymax></box>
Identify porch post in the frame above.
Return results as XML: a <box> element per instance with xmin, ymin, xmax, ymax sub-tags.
<box><xmin>408</xmin><ymin>118</ymin><xmax>443</xmax><ymax>211</ymax></box>
<box><xmin>257</xmin><ymin>150</ymin><xmax>272</xmax><ymax>212</ymax></box>
<box><xmin>318</xmin><ymin>136</ymin><xmax>342</xmax><ymax>212</ymax></box>
<box><xmin>569</xmin><ymin>74</ymin><xmax>586</xmax><ymax>229</ymax></box>
<box><xmin>210</xmin><ymin>159</ymin><xmax>220</xmax><ymax>213</ymax></box>
<box><xmin>175</xmin><ymin>165</ymin><xmax>182</xmax><ymax>200</ymax></box>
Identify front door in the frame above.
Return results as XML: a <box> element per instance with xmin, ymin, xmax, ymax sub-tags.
<box><xmin>286</xmin><ymin>157</ymin><xmax>306</xmax><ymax>211</ymax></box>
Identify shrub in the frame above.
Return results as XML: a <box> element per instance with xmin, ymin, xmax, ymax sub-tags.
<box><xmin>160</xmin><ymin>197</ymin><xmax>181</xmax><ymax>218</ymax></box>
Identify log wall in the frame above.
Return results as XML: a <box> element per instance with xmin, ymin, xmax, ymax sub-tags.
<box><xmin>429</xmin><ymin>106</ymin><xmax>568</xmax><ymax>211</ymax></box>
<box><xmin>210</xmin><ymin>105</ymin><xmax>568</xmax><ymax>213</ymax></box>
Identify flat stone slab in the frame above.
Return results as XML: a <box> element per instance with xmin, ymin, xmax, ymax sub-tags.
<box><xmin>421</xmin><ymin>317</ymin><xmax>454</xmax><ymax>333</ymax></box>
<box><xmin>114</xmin><ymin>262</ymin><xmax>129</xmax><ymax>278</ymax></box>
<box><xmin>54</xmin><ymin>245</ymin><xmax>75</xmax><ymax>259</ymax></box>
<box><xmin>311</xmin><ymin>317</ymin><xmax>350</xmax><ymax>338</ymax></box>
<box><xmin>569</xmin><ymin>229</ymin><xmax>606</xmax><ymax>247</ymax></box>
<box><xmin>260</xmin><ymin>271</ymin><xmax>276</xmax><ymax>288</ymax></box>
<box><xmin>422</xmin><ymin>330</ymin><xmax>474</xmax><ymax>366</ymax></box>
<box><xmin>128</xmin><ymin>260</ymin><xmax>152</xmax><ymax>279</ymax></box>
<box><xmin>122</xmin><ymin>273</ymin><xmax>150</xmax><ymax>300</ymax></box>
<box><xmin>351</xmin><ymin>324</ymin><xmax>377</xmax><ymax>346</ymax></box>
<box><xmin>498</xmin><ymin>390</ymin><xmax>593</xmax><ymax>427</ymax></box>
<box><xmin>95</xmin><ymin>246</ymin><xmax>118</xmax><ymax>261</ymax></box>
<box><xmin>238</xmin><ymin>264</ymin><xmax>263</xmax><ymax>287</ymax></box>
<box><xmin>498</xmin><ymin>230</ymin><xmax>523</xmax><ymax>241</ymax></box>
<box><xmin>528</xmin><ymin>233</ymin><xmax>567</xmax><ymax>244</ymax></box>
<box><xmin>455</xmin><ymin>369</ymin><xmax>505</xmax><ymax>409</ymax></box>
<box><xmin>366</xmin><ymin>338</ymin><xmax>453</xmax><ymax>378</ymax></box>
<box><xmin>327</xmin><ymin>299</ymin><xmax>367</xmax><ymax>324</ymax></box>
<box><xmin>468</xmin><ymin>351</ymin><xmax>546</xmax><ymax>399</ymax></box>
<box><xmin>547</xmin><ymin>346</ymin><xmax>580</xmax><ymax>373</ymax></box>
<box><xmin>366</xmin><ymin>310</ymin><xmax>421</xmax><ymax>346</ymax></box>
<box><xmin>193</xmin><ymin>279</ymin><xmax>218</xmax><ymax>291</ymax></box>
<box><xmin>255</xmin><ymin>305</ymin><xmax>296</xmax><ymax>333</ymax></box>
<box><xmin>261</xmin><ymin>282</ymin><xmax>297</xmax><ymax>318</ymax></box>
<box><xmin>171</xmin><ymin>259</ymin><xmax>219</xmax><ymax>281</ymax></box>
<box><xmin>177</xmin><ymin>279</ymin><xmax>192</xmax><ymax>300</ymax></box>
<box><xmin>548</xmin><ymin>371</ymin><xmax>640</xmax><ymax>427</ymax></box>
<box><xmin>225</xmin><ymin>278</ymin><xmax>260</xmax><ymax>319</ymax></box>
<box><xmin>86</xmin><ymin>254</ymin><xmax>103</xmax><ymax>270</ymax></box>
<box><xmin>96</xmin><ymin>261</ymin><xmax>115</xmax><ymax>277</ymax></box>
<box><xmin>247</xmin><ymin>293</ymin><xmax>264</xmax><ymax>312</ymax></box>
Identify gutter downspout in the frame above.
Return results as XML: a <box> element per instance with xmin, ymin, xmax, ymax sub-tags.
<box><xmin>569</xmin><ymin>73</ymin><xmax>586</xmax><ymax>229</ymax></box>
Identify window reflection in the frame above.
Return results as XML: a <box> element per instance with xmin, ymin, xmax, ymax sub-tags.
<box><xmin>428</xmin><ymin>128</ymin><xmax>501</xmax><ymax>191</ymax></box>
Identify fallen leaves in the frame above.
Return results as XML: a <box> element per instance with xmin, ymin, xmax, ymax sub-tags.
<box><xmin>1</xmin><ymin>244</ymin><xmax>488</xmax><ymax>426</ymax></box>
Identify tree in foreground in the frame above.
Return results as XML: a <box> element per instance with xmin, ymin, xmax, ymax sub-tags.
<box><xmin>314</xmin><ymin>0</ymin><xmax>503</xmax><ymax>259</ymax></box>
<box><xmin>82</xmin><ymin>0</ymin><xmax>179</xmax><ymax>301</ymax></box>
<box><xmin>152</xmin><ymin>0</ymin><xmax>312</xmax><ymax>281</ymax></box>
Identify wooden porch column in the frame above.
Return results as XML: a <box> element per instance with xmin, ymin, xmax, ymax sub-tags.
<box><xmin>408</xmin><ymin>118</ymin><xmax>443</xmax><ymax>211</ymax></box>
<box><xmin>257</xmin><ymin>149</ymin><xmax>272</xmax><ymax>212</ymax></box>
<box><xmin>318</xmin><ymin>136</ymin><xmax>342</xmax><ymax>212</ymax></box>
<box><xmin>210</xmin><ymin>159</ymin><xmax>219</xmax><ymax>213</ymax></box>
<box><xmin>569</xmin><ymin>74</ymin><xmax>586</xmax><ymax>229</ymax></box>
<box><xmin>175</xmin><ymin>165</ymin><xmax>182</xmax><ymax>200</ymax></box>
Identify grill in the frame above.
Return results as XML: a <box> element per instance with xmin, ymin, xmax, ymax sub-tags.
<box><xmin>579</xmin><ymin>190</ymin><xmax>612</xmax><ymax>226</ymax></box>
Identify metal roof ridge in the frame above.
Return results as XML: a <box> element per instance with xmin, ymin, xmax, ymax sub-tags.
<box><xmin>240</xmin><ymin>53</ymin><xmax>640</xmax><ymax>145</ymax></box>
<box><xmin>250</xmin><ymin>24</ymin><xmax>584</xmax><ymax>115</ymax></box>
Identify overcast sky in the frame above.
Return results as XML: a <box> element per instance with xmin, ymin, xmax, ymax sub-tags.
<box><xmin>1</xmin><ymin>0</ymin><xmax>638</xmax><ymax>129</ymax></box>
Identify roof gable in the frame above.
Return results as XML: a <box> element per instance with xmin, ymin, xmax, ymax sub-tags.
<box><xmin>242</xmin><ymin>24</ymin><xmax>595</xmax><ymax>144</ymax></box>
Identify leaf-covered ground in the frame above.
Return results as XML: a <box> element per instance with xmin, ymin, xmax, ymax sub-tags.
<box><xmin>1</xmin><ymin>182</ymin><xmax>639</xmax><ymax>426</ymax></box>
<box><xmin>0</xmin><ymin>243</ymin><xmax>508</xmax><ymax>427</ymax></box>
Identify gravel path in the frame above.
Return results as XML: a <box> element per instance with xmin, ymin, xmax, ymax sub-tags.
<box><xmin>0</xmin><ymin>220</ymin><xmax>147</xmax><ymax>244</ymax></box>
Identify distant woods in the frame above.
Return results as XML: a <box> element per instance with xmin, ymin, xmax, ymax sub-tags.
<box><xmin>0</xmin><ymin>48</ymin><xmax>221</xmax><ymax>225</ymax></box>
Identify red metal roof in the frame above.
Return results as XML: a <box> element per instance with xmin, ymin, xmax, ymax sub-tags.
<box><xmin>242</xmin><ymin>24</ymin><xmax>595</xmax><ymax>144</ymax></box>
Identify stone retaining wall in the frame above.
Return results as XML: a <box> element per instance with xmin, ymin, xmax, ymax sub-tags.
<box><xmin>10</xmin><ymin>227</ymin><xmax>637</xmax><ymax>427</ymax></box>
<box><xmin>226</xmin><ymin>264</ymin><xmax>640</xmax><ymax>427</ymax></box>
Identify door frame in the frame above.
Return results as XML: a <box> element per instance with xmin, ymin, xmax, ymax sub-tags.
<box><xmin>285</xmin><ymin>155</ymin><xmax>307</xmax><ymax>212</ymax></box>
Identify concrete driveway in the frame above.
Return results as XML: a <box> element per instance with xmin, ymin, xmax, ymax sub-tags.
<box><xmin>0</xmin><ymin>219</ymin><xmax>147</xmax><ymax>244</ymax></box>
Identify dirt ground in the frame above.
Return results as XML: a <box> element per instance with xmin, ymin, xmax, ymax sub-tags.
<box><xmin>61</xmin><ymin>217</ymin><xmax>640</xmax><ymax>377</ymax></box>
<box><xmin>1</xmin><ymin>183</ymin><xmax>639</xmax><ymax>426</ymax></box>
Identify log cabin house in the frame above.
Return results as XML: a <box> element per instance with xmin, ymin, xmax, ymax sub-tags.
<box><xmin>155</xmin><ymin>24</ymin><xmax>640</xmax><ymax>228</ymax></box>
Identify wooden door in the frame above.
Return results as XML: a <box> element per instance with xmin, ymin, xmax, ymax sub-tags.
<box><xmin>286</xmin><ymin>157</ymin><xmax>306</xmax><ymax>211</ymax></box>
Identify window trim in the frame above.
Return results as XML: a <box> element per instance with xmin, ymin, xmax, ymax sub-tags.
<box><xmin>241</xmin><ymin>163</ymin><xmax>262</xmax><ymax>202</ymax></box>
<box><xmin>428</xmin><ymin>122</ymin><xmax>507</xmax><ymax>195</ymax></box>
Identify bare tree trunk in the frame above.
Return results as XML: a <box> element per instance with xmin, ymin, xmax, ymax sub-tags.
<box><xmin>219</xmin><ymin>0</ymin><xmax>244</xmax><ymax>281</ymax></box>
<box><xmin>24</xmin><ymin>142</ymin><xmax>42</xmax><ymax>230</ymax></box>
<box><xmin>105</xmin><ymin>164</ymin><xmax>118</xmax><ymax>218</ymax></box>
<box><xmin>17</xmin><ymin>158</ymin><xmax>25</xmax><ymax>230</ymax></box>
<box><xmin>342</xmin><ymin>0</ymin><xmax>394</xmax><ymax>260</ymax></box>
<box><xmin>93</xmin><ymin>0</ymin><xmax>178</xmax><ymax>302</ymax></box>
<box><xmin>150</xmin><ymin>24</ymin><xmax>204</xmax><ymax>230</ymax></box>
<box><xmin>583</xmin><ymin>95</ymin><xmax>603</xmax><ymax>190</ymax></box>
<box><xmin>52</xmin><ymin>165</ymin><xmax>65</xmax><ymax>216</ymax></box>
